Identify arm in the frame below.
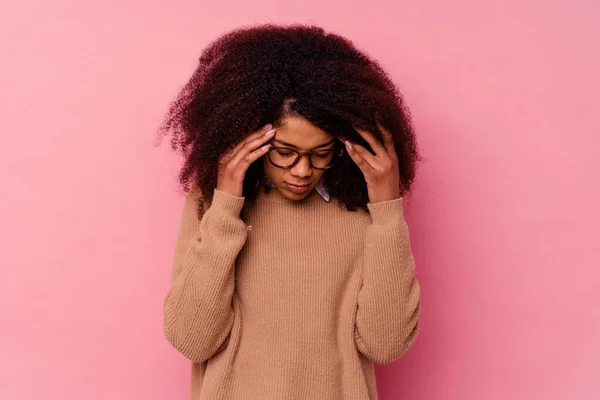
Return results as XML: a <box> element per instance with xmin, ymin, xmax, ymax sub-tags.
<box><xmin>354</xmin><ymin>198</ymin><xmax>420</xmax><ymax>365</ymax></box>
<box><xmin>163</xmin><ymin>185</ymin><xmax>248</xmax><ymax>363</ymax></box>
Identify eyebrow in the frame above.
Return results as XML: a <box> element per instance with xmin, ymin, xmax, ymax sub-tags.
<box><xmin>271</xmin><ymin>138</ymin><xmax>336</xmax><ymax>150</ymax></box>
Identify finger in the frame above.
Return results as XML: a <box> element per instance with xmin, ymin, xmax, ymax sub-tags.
<box><xmin>225</xmin><ymin>124</ymin><xmax>274</xmax><ymax>158</ymax></box>
<box><xmin>352</xmin><ymin>125</ymin><xmax>386</xmax><ymax>157</ymax></box>
<box><xmin>227</xmin><ymin>125</ymin><xmax>276</xmax><ymax>164</ymax></box>
<box><xmin>345</xmin><ymin>140</ymin><xmax>375</xmax><ymax>176</ymax></box>
<box><xmin>375</xmin><ymin>121</ymin><xmax>396</xmax><ymax>155</ymax></box>
<box><xmin>230</xmin><ymin>129</ymin><xmax>275</xmax><ymax>166</ymax></box>
<box><xmin>350</xmin><ymin>142</ymin><xmax>379</xmax><ymax>168</ymax></box>
<box><xmin>237</xmin><ymin>124</ymin><xmax>276</xmax><ymax>153</ymax></box>
<box><xmin>236</xmin><ymin>144</ymin><xmax>271</xmax><ymax>171</ymax></box>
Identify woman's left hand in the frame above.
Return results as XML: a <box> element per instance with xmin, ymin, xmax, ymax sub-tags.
<box><xmin>340</xmin><ymin>121</ymin><xmax>401</xmax><ymax>203</ymax></box>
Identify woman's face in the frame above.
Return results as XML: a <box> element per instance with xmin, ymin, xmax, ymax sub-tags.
<box><xmin>262</xmin><ymin>115</ymin><xmax>336</xmax><ymax>201</ymax></box>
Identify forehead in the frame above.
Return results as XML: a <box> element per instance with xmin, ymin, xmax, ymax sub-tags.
<box><xmin>274</xmin><ymin>116</ymin><xmax>334</xmax><ymax>150</ymax></box>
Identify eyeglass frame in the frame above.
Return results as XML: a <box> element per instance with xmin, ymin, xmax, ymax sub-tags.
<box><xmin>265</xmin><ymin>144</ymin><xmax>345</xmax><ymax>170</ymax></box>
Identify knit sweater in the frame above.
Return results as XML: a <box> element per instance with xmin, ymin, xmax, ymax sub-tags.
<box><xmin>163</xmin><ymin>183</ymin><xmax>420</xmax><ymax>399</ymax></box>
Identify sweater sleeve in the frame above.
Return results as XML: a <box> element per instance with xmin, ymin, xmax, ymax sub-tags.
<box><xmin>353</xmin><ymin>198</ymin><xmax>420</xmax><ymax>365</ymax></box>
<box><xmin>163</xmin><ymin>185</ymin><xmax>248</xmax><ymax>363</ymax></box>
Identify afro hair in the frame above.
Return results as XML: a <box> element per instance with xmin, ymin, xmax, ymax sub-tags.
<box><xmin>158</xmin><ymin>23</ymin><xmax>422</xmax><ymax>217</ymax></box>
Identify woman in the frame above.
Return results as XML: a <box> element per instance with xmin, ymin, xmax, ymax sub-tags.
<box><xmin>159</xmin><ymin>23</ymin><xmax>421</xmax><ymax>399</ymax></box>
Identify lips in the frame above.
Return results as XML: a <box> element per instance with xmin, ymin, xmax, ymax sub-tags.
<box><xmin>285</xmin><ymin>182</ymin><xmax>311</xmax><ymax>194</ymax></box>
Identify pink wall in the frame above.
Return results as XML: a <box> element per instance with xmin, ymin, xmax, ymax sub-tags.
<box><xmin>1</xmin><ymin>0</ymin><xmax>598</xmax><ymax>399</ymax></box>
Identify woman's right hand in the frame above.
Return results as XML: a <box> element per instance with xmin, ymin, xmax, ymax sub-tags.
<box><xmin>216</xmin><ymin>124</ymin><xmax>276</xmax><ymax>197</ymax></box>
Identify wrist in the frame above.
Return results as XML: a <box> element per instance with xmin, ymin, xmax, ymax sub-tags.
<box><xmin>216</xmin><ymin>183</ymin><xmax>243</xmax><ymax>198</ymax></box>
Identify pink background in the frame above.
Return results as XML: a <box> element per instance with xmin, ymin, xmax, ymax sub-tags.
<box><xmin>1</xmin><ymin>0</ymin><xmax>598</xmax><ymax>399</ymax></box>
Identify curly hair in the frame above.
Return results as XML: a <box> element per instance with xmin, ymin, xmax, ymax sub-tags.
<box><xmin>157</xmin><ymin>23</ymin><xmax>422</xmax><ymax>218</ymax></box>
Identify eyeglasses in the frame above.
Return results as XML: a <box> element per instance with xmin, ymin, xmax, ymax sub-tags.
<box><xmin>266</xmin><ymin>146</ymin><xmax>345</xmax><ymax>170</ymax></box>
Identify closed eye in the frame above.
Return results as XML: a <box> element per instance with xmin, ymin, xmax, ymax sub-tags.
<box><xmin>274</xmin><ymin>149</ymin><xmax>294</xmax><ymax>156</ymax></box>
<box><xmin>273</xmin><ymin>147</ymin><xmax>335</xmax><ymax>156</ymax></box>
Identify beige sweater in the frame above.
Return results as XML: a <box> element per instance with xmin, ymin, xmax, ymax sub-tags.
<box><xmin>163</xmin><ymin>183</ymin><xmax>420</xmax><ymax>399</ymax></box>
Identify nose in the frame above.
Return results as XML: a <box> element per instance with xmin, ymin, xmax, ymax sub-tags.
<box><xmin>289</xmin><ymin>154</ymin><xmax>313</xmax><ymax>178</ymax></box>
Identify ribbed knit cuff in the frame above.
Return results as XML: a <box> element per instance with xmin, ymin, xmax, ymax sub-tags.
<box><xmin>367</xmin><ymin>197</ymin><xmax>404</xmax><ymax>225</ymax></box>
<box><xmin>212</xmin><ymin>189</ymin><xmax>246</xmax><ymax>216</ymax></box>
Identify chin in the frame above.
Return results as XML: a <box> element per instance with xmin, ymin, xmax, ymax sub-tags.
<box><xmin>287</xmin><ymin>190</ymin><xmax>311</xmax><ymax>199</ymax></box>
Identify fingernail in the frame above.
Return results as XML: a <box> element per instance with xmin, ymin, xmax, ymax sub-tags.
<box><xmin>264</xmin><ymin>123</ymin><xmax>272</xmax><ymax>130</ymax></box>
<box><xmin>265</xmin><ymin>128</ymin><xmax>276</xmax><ymax>136</ymax></box>
<box><xmin>345</xmin><ymin>140</ymin><xmax>352</xmax><ymax>150</ymax></box>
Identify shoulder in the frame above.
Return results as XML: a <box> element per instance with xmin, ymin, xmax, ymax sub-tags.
<box><xmin>330</xmin><ymin>198</ymin><xmax>372</xmax><ymax>227</ymax></box>
<box><xmin>181</xmin><ymin>181</ymin><xmax>208</xmax><ymax>221</ymax></box>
